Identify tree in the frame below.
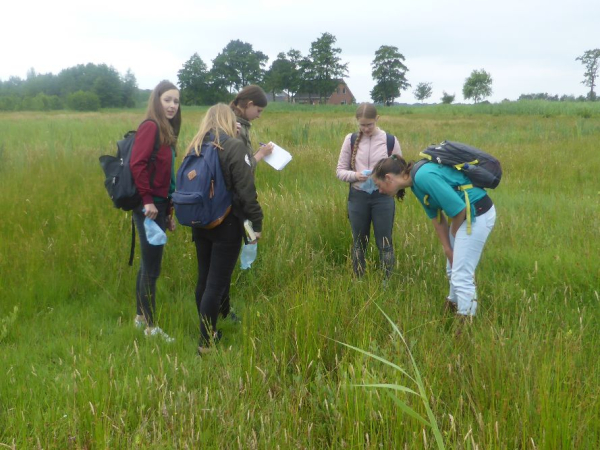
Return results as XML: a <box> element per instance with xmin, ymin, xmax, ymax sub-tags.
<box><xmin>178</xmin><ymin>53</ymin><xmax>211</xmax><ymax>105</ymax></box>
<box><xmin>212</xmin><ymin>40</ymin><xmax>268</xmax><ymax>93</ymax></box>
<box><xmin>441</xmin><ymin>91</ymin><xmax>455</xmax><ymax>104</ymax></box>
<box><xmin>67</xmin><ymin>91</ymin><xmax>100</xmax><ymax>111</ymax></box>
<box><xmin>370</xmin><ymin>45</ymin><xmax>410</xmax><ymax>106</ymax></box>
<box><xmin>263</xmin><ymin>50</ymin><xmax>303</xmax><ymax>102</ymax></box>
<box><xmin>413</xmin><ymin>82</ymin><xmax>433</xmax><ymax>103</ymax></box>
<box><xmin>263</xmin><ymin>53</ymin><xmax>293</xmax><ymax>101</ymax></box>
<box><xmin>462</xmin><ymin>69</ymin><xmax>493</xmax><ymax>103</ymax></box>
<box><xmin>121</xmin><ymin>69</ymin><xmax>137</xmax><ymax>108</ymax></box>
<box><xmin>576</xmin><ymin>49</ymin><xmax>600</xmax><ymax>101</ymax></box>
<box><xmin>304</xmin><ymin>33</ymin><xmax>348</xmax><ymax>104</ymax></box>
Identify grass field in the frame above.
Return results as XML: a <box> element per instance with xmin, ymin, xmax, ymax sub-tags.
<box><xmin>0</xmin><ymin>103</ymin><xmax>599</xmax><ymax>449</ymax></box>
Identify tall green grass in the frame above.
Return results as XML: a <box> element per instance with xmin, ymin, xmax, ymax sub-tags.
<box><xmin>0</xmin><ymin>105</ymin><xmax>598</xmax><ymax>448</ymax></box>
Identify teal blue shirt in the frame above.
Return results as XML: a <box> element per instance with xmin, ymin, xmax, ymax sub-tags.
<box><xmin>411</xmin><ymin>163</ymin><xmax>487</xmax><ymax>220</ymax></box>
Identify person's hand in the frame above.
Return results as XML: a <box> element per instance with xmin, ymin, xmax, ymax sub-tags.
<box><xmin>444</xmin><ymin>247</ymin><xmax>454</xmax><ymax>267</ymax></box>
<box><xmin>236</xmin><ymin>122</ymin><xmax>242</xmax><ymax>135</ymax></box>
<box><xmin>166</xmin><ymin>216</ymin><xmax>176</xmax><ymax>232</ymax></box>
<box><xmin>248</xmin><ymin>231</ymin><xmax>262</xmax><ymax>244</ymax></box>
<box><xmin>259</xmin><ymin>142</ymin><xmax>274</xmax><ymax>156</ymax></box>
<box><xmin>355</xmin><ymin>172</ymin><xmax>368</xmax><ymax>182</ymax></box>
<box><xmin>144</xmin><ymin>203</ymin><xmax>158</xmax><ymax>220</ymax></box>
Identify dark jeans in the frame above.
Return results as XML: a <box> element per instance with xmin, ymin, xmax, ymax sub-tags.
<box><xmin>193</xmin><ymin>214</ymin><xmax>243</xmax><ymax>346</ymax></box>
<box><xmin>348</xmin><ymin>188</ymin><xmax>395</xmax><ymax>277</ymax></box>
<box><xmin>132</xmin><ymin>202</ymin><xmax>168</xmax><ymax>327</ymax></box>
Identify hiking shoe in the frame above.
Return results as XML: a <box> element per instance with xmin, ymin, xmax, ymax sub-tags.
<box><xmin>144</xmin><ymin>326</ymin><xmax>174</xmax><ymax>343</ymax></box>
<box><xmin>444</xmin><ymin>298</ymin><xmax>458</xmax><ymax>314</ymax></box>
<box><xmin>228</xmin><ymin>311</ymin><xmax>241</xmax><ymax>324</ymax></box>
<box><xmin>213</xmin><ymin>329</ymin><xmax>223</xmax><ymax>344</ymax></box>
<box><xmin>197</xmin><ymin>346</ymin><xmax>212</xmax><ymax>356</ymax></box>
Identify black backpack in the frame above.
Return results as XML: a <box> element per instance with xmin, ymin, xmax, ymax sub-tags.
<box><xmin>99</xmin><ymin>119</ymin><xmax>160</xmax><ymax>265</ymax></box>
<box><xmin>410</xmin><ymin>141</ymin><xmax>502</xmax><ymax>189</ymax></box>
<box><xmin>99</xmin><ymin>119</ymin><xmax>160</xmax><ymax>211</ymax></box>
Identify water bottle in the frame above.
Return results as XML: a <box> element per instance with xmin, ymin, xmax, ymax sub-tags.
<box><xmin>144</xmin><ymin>217</ymin><xmax>167</xmax><ymax>246</ymax></box>
<box><xmin>240</xmin><ymin>243</ymin><xmax>257</xmax><ymax>269</ymax></box>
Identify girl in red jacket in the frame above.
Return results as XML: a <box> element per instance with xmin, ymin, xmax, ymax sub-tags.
<box><xmin>130</xmin><ymin>80</ymin><xmax>181</xmax><ymax>342</ymax></box>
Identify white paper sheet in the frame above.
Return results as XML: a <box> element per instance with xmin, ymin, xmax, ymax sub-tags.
<box><xmin>263</xmin><ymin>142</ymin><xmax>292</xmax><ymax>170</ymax></box>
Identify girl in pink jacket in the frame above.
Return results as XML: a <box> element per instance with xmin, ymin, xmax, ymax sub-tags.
<box><xmin>336</xmin><ymin>103</ymin><xmax>402</xmax><ymax>279</ymax></box>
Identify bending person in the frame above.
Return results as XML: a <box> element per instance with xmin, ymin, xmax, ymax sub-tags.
<box><xmin>372</xmin><ymin>155</ymin><xmax>496</xmax><ymax>318</ymax></box>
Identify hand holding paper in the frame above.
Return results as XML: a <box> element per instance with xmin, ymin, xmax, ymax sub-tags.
<box><xmin>262</xmin><ymin>142</ymin><xmax>292</xmax><ymax>170</ymax></box>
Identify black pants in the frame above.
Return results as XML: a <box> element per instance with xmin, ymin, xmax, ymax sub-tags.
<box><xmin>192</xmin><ymin>214</ymin><xmax>243</xmax><ymax>345</ymax></box>
<box><xmin>132</xmin><ymin>202</ymin><xmax>168</xmax><ymax>327</ymax></box>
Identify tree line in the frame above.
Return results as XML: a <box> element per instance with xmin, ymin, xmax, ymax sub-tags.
<box><xmin>1</xmin><ymin>39</ymin><xmax>598</xmax><ymax>111</ymax></box>
<box><xmin>0</xmin><ymin>64</ymin><xmax>140</xmax><ymax>111</ymax></box>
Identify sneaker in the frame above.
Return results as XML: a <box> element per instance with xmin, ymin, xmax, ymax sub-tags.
<box><xmin>144</xmin><ymin>326</ymin><xmax>174</xmax><ymax>343</ymax></box>
<box><xmin>197</xmin><ymin>330</ymin><xmax>222</xmax><ymax>356</ymax></box>
<box><xmin>134</xmin><ymin>316</ymin><xmax>146</xmax><ymax>329</ymax></box>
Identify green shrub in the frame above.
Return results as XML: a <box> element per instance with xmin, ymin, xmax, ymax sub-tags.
<box><xmin>67</xmin><ymin>90</ymin><xmax>101</xmax><ymax>111</ymax></box>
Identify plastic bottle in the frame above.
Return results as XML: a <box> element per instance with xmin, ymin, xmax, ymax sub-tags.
<box><xmin>144</xmin><ymin>217</ymin><xmax>167</xmax><ymax>245</ymax></box>
<box><xmin>240</xmin><ymin>243</ymin><xmax>257</xmax><ymax>269</ymax></box>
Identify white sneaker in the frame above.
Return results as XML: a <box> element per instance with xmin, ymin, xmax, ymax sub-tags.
<box><xmin>134</xmin><ymin>317</ymin><xmax>146</xmax><ymax>329</ymax></box>
<box><xmin>144</xmin><ymin>326</ymin><xmax>174</xmax><ymax>343</ymax></box>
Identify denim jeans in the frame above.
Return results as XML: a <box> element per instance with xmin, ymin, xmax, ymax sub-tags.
<box><xmin>193</xmin><ymin>214</ymin><xmax>243</xmax><ymax>345</ymax></box>
<box><xmin>132</xmin><ymin>202</ymin><xmax>168</xmax><ymax>327</ymax></box>
<box><xmin>347</xmin><ymin>187</ymin><xmax>396</xmax><ymax>277</ymax></box>
<box><xmin>446</xmin><ymin>206</ymin><xmax>496</xmax><ymax>316</ymax></box>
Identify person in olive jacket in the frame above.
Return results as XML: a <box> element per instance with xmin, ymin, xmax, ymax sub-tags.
<box><xmin>185</xmin><ymin>103</ymin><xmax>263</xmax><ymax>354</ymax></box>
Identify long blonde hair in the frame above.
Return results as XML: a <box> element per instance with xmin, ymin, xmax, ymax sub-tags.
<box><xmin>187</xmin><ymin>103</ymin><xmax>238</xmax><ymax>156</ymax></box>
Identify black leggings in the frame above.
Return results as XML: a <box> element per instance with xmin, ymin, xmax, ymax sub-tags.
<box><xmin>192</xmin><ymin>215</ymin><xmax>243</xmax><ymax>345</ymax></box>
<box><xmin>132</xmin><ymin>202</ymin><xmax>168</xmax><ymax>327</ymax></box>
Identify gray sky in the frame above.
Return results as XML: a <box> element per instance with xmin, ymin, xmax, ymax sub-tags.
<box><xmin>3</xmin><ymin>0</ymin><xmax>598</xmax><ymax>103</ymax></box>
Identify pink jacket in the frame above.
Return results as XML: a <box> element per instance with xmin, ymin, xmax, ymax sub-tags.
<box><xmin>336</xmin><ymin>128</ymin><xmax>402</xmax><ymax>189</ymax></box>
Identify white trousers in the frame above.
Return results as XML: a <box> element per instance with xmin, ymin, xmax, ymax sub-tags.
<box><xmin>446</xmin><ymin>206</ymin><xmax>496</xmax><ymax>316</ymax></box>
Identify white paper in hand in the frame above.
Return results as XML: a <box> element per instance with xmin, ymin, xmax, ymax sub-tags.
<box><xmin>263</xmin><ymin>142</ymin><xmax>292</xmax><ymax>170</ymax></box>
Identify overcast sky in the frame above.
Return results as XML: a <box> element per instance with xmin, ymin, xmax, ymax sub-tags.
<box><xmin>3</xmin><ymin>0</ymin><xmax>599</xmax><ymax>103</ymax></box>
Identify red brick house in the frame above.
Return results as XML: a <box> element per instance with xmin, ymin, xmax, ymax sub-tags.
<box><xmin>295</xmin><ymin>80</ymin><xmax>355</xmax><ymax>105</ymax></box>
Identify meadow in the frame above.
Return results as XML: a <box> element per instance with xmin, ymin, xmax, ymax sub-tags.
<box><xmin>0</xmin><ymin>102</ymin><xmax>599</xmax><ymax>449</ymax></box>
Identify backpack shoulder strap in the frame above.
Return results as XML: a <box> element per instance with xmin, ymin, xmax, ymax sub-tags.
<box><xmin>410</xmin><ymin>159</ymin><xmax>429</xmax><ymax>184</ymax></box>
<box><xmin>386</xmin><ymin>133</ymin><xmax>395</xmax><ymax>156</ymax></box>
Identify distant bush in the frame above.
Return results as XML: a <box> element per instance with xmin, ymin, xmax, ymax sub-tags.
<box><xmin>0</xmin><ymin>95</ymin><xmax>22</xmax><ymax>111</ymax></box>
<box><xmin>67</xmin><ymin>91</ymin><xmax>100</xmax><ymax>111</ymax></box>
<box><xmin>21</xmin><ymin>93</ymin><xmax>62</xmax><ymax>111</ymax></box>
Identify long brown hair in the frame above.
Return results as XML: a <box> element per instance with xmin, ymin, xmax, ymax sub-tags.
<box><xmin>145</xmin><ymin>80</ymin><xmax>181</xmax><ymax>147</ymax></box>
<box><xmin>230</xmin><ymin>85</ymin><xmax>268</xmax><ymax>119</ymax></box>
<box><xmin>350</xmin><ymin>103</ymin><xmax>378</xmax><ymax>171</ymax></box>
<box><xmin>187</xmin><ymin>103</ymin><xmax>238</xmax><ymax>156</ymax></box>
<box><xmin>372</xmin><ymin>155</ymin><xmax>413</xmax><ymax>201</ymax></box>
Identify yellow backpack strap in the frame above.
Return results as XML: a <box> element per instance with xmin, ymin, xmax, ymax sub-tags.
<box><xmin>454</xmin><ymin>160</ymin><xmax>479</xmax><ymax>171</ymax></box>
<box><xmin>457</xmin><ymin>184</ymin><xmax>474</xmax><ymax>234</ymax></box>
<box><xmin>419</xmin><ymin>152</ymin><xmax>432</xmax><ymax>161</ymax></box>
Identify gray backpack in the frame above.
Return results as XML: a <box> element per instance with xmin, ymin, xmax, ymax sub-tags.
<box><xmin>410</xmin><ymin>141</ymin><xmax>502</xmax><ymax>189</ymax></box>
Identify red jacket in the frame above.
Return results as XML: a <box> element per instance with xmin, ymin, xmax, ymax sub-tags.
<box><xmin>130</xmin><ymin>120</ymin><xmax>173</xmax><ymax>206</ymax></box>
